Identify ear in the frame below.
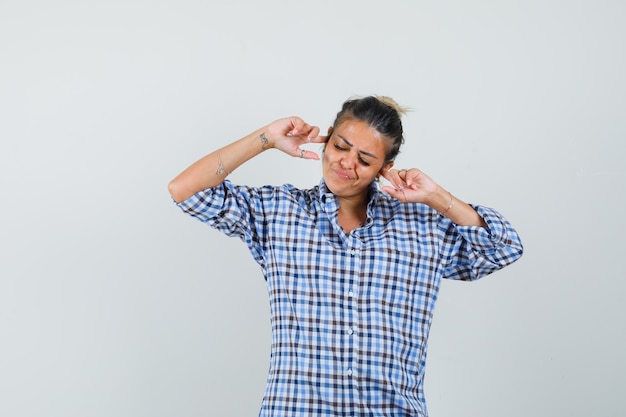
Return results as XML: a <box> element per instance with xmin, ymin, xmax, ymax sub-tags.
<box><xmin>377</xmin><ymin>161</ymin><xmax>394</xmax><ymax>178</ymax></box>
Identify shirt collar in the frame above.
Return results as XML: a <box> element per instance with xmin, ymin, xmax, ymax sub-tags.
<box><xmin>317</xmin><ymin>179</ymin><xmax>380</xmax><ymax>223</ymax></box>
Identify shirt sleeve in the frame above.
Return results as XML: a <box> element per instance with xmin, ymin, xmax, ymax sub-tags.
<box><xmin>174</xmin><ymin>180</ymin><xmax>269</xmax><ymax>266</ymax></box>
<box><xmin>440</xmin><ymin>205</ymin><xmax>524</xmax><ymax>281</ymax></box>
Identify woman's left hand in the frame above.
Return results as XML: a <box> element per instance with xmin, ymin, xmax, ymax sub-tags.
<box><xmin>381</xmin><ymin>168</ymin><xmax>440</xmax><ymax>204</ymax></box>
<box><xmin>382</xmin><ymin>168</ymin><xmax>488</xmax><ymax>227</ymax></box>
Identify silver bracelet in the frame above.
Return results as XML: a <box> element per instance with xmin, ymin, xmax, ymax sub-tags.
<box><xmin>439</xmin><ymin>191</ymin><xmax>455</xmax><ymax>214</ymax></box>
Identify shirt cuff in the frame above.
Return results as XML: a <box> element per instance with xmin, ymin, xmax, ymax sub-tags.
<box><xmin>454</xmin><ymin>205</ymin><xmax>517</xmax><ymax>254</ymax></box>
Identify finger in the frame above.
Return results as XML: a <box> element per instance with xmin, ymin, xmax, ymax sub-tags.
<box><xmin>381</xmin><ymin>167</ymin><xmax>397</xmax><ymax>182</ymax></box>
<box><xmin>380</xmin><ymin>169</ymin><xmax>396</xmax><ymax>188</ymax></box>
<box><xmin>382</xmin><ymin>169</ymin><xmax>406</xmax><ymax>190</ymax></box>
<box><xmin>404</xmin><ymin>168</ymin><xmax>420</xmax><ymax>188</ymax></box>
<box><xmin>310</xmin><ymin>134</ymin><xmax>330</xmax><ymax>144</ymax></box>
<box><xmin>380</xmin><ymin>167</ymin><xmax>393</xmax><ymax>182</ymax></box>
<box><xmin>302</xmin><ymin>149</ymin><xmax>320</xmax><ymax>160</ymax></box>
<box><xmin>381</xmin><ymin>185</ymin><xmax>407</xmax><ymax>202</ymax></box>
<box><xmin>286</xmin><ymin>117</ymin><xmax>306</xmax><ymax>136</ymax></box>
<box><xmin>306</xmin><ymin>126</ymin><xmax>321</xmax><ymax>141</ymax></box>
<box><xmin>308</xmin><ymin>134</ymin><xmax>328</xmax><ymax>144</ymax></box>
<box><xmin>288</xmin><ymin>118</ymin><xmax>320</xmax><ymax>140</ymax></box>
<box><xmin>296</xmin><ymin>148</ymin><xmax>320</xmax><ymax>161</ymax></box>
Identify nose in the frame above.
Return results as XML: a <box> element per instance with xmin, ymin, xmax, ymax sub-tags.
<box><xmin>340</xmin><ymin>151</ymin><xmax>357</xmax><ymax>169</ymax></box>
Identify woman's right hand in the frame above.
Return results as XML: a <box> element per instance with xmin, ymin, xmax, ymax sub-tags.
<box><xmin>265</xmin><ymin>117</ymin><xmax>326</xmax><ymax>160</ymax></box>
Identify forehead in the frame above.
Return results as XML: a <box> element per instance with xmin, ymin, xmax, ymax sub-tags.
<box><xmin>334</xmin><ymin>120</ymin><xmax>387</xmax><ymax>157</ymax></box>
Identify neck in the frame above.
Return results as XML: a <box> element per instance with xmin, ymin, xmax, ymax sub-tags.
<box><xmin>338</xmin><ymin>201</ymin><xmax>365</xmax><ymax>218</ymax></box>
<box><xmin>337</xmin><ymin>191</ymin><xmax>369</xmax><ymax>215</ymax></box>
<box><xmin>336</xmin><ymin>192</ymin><xmax>369</xmax><ymax>233</ymax></box>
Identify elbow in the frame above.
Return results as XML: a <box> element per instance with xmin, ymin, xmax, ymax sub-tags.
<box><xmin>168</xmin><ymin>179</ymin><xmax>184</xmax><ymax>204</ymax></box>
<box><xmin>516</xmin><ymin>240</ymin><xmax>525</xmax><ymax>260</ymax></box>
<box><xmin>505</xmin><ymin>237</ymin><xmax>524</xmax><ymax>265</ymax></box>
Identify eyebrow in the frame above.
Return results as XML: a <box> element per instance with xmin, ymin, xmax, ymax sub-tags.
<box><xmin>338</xmin><ymin>135</ymin><xmax>378</xmax><ymax>159</ymax></box>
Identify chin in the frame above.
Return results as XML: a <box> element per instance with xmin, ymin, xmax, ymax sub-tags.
<box><xmin>323</xmin><ymin>175</ymin><xmax>343</xmax><ymax>195</ymax></box>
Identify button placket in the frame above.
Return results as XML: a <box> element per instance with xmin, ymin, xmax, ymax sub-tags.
<box><xmin>345</xmin><ymin>239</ymin><xmax>362</xmax><ymax>382</ymax></box>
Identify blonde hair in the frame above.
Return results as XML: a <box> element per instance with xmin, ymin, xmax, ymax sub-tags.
<box><xmin>374</xmin><ymin>95</ymin><xmax>411</xmax><ymax>118</ymax></box>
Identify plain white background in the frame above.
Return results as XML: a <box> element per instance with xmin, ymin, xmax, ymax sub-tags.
<box><xmin>1</xmin><ymin>1</ymin><xmax>624</xmax><ymax>416</ymax></box>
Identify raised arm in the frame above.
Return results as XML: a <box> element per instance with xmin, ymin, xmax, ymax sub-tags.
<box><xmin>168</xmin><ymin>117</ymin><xmax>324</xmax><ymax>203</ymax></box>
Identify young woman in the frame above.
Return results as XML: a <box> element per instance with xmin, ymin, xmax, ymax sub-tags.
<box><xmin>169</xmin><ymin>96</ymin><xmax>523</xmax><ymax>416</ymax></box>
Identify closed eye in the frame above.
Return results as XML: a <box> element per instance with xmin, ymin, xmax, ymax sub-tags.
<box><xmin>334</xmin><ymin>143</ymin><xmax>371</xmax><ymax>166</ymax></box>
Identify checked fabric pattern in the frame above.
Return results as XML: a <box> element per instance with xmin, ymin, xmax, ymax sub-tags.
<box><xmin>176</xmin><ymin>179</ymin><xmax>523</xmax><ymax>417</ymax></box>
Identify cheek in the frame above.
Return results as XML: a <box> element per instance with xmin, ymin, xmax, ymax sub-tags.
<box><xmin>322</xmin><ymin>146</ymin><xmax>334</xmax><ymax>164</ymax></box>
<box><xmin>362</xmin><ymin>168</ymin><xmax>378</xmax><ymax>180</ymax></box>
<box><xmin>321</xmin><ymin>149</ymin><xmax>330</xmax><ymax>171</ymax></box>
<box><xmin>362</xmin><ymin>164</ymin><xmax>384</xmax><ymax>180</ymax></box>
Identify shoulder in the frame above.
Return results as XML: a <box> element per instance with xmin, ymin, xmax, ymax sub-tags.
<box><xmin>275</xmin><ymin>183</ymin><xmax>320</xmax><ymax>210</ymax></box>
<box><xmin>368</xmin><ymin>191</ymin><xmax>444</xmax><ymax>234</ymax></box>
<box><xmin>225</xmin><ymin>181</ymin><xmax>318</xmax><ymax>208</ymax></box>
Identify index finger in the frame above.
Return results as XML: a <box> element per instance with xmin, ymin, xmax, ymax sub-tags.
<box><xmin>287</xmin><ymin>117</ymin><xmax>317</xmax><ymax>137</ymax></box>
<box><xmin>308</xmin><ymin>131</ymin><xmax>333</xmax><ymax>144</ymax></box>
<box><xmin>381</xmin><ymin>168</ymin><xmax>406</xmax><ymax>190</ymax></box>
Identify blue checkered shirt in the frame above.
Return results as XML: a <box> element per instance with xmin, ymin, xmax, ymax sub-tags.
<box><xmin>176</xmin><ymin>179</ymin><xmax>523</xmax><ymax>416</ymax></box>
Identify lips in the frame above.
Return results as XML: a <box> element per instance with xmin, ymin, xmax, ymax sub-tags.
<box><xmin>334</xmin><ymin>168</ymin><xmax>354</xmax><ymax>180</ymax></box>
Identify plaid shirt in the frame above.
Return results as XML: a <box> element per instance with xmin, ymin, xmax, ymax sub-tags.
<box><xmin>176</xmin><ymin>179</ymin><xmax>523</xmax><ymax>416</ymax></box>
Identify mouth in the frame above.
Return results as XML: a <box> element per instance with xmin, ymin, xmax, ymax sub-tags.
<box><xmin>334</xmin><ymin>168</ymin><xmax>354</xmax><ymax>180</ymax></box>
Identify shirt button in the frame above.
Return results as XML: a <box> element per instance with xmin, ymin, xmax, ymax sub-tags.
<box><xmin>348</xmin><ymin>291</ymin><xmax>354</xmax><ymax>298</ymax></box>
<box><xmin>346</xmin><ymin>368</ymin><xmax>353</xmax><ymax>376</ymax></box>
<box><xmin>347</xmin><ymin>327</ymin><xmax>354</xmax><ymax>335</ymax></box>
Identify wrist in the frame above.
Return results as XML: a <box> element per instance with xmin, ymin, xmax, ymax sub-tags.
<box><xmin>259</xmin><ymin>131</ymin><xmax>272</xmax><ymax>150</ymax></box>
<box><xmin>438</xmin><ymin>191</ymin><xmax>455</xmax><ymax>214</ymax></box>
<box><xmin>428</xmin><ymin>187</ymin><xmax>455</xmax><ymax>214</ymax></box>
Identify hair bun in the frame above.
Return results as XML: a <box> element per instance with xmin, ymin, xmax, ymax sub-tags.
<box><xmin>375</xmin><ymin>95</ymin><xmax>410</xmax><ymax>118</ymax></box>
